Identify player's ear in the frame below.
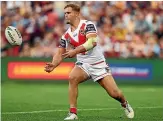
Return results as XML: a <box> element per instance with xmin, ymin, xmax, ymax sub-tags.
<box><xmin>75</xmin><ymin>11</ymin><xmax>79</xmax><ymax>17</ymax></box>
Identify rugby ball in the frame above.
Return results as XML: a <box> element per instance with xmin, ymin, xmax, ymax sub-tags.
<box><xmin>5</xmin><ymin>26</ymin><xmax>22</xmax><ymax>45</ymax></box>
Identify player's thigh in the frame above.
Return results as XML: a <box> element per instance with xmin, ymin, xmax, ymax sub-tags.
<box><xmin>97</xmin><ymin>75</ymin><xmax>119</xmax><ymax>92</ymax></box>
<box><xmin>69</xmin><ymin>65</ymin><xmax>89</xmax><ymax>84</ymax></box>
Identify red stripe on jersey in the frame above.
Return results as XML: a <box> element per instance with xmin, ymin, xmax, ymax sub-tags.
<box><xmin>78</xmin><ymin>23</ymin><xmax>87</xmax><ymax>55</ymax></box>
<box><xmin>64</xmin><ymin>23</ymin><xmax>87</xmax><ymax>48</ymax></box>
<box><xmin>64</xmin><ymin>33</ymin><xmax>78</xmax><ymax>47</ymax></box>
<box><xmin>78</xmin><ymin>23</ymin><xmax>87</xmax><ymax>45</ymax></box>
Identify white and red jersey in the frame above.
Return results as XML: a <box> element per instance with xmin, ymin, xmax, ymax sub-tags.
<box><xmin>59</xmin><ymin>20</ymin><xmax>105</xmax><ymax>64</ymax></box>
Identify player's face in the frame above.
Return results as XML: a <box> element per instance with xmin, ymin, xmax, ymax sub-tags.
<box><xmin>64</xmin><ymin>7</ymin><xmax>77</xmax><ymax>24</ymax></box>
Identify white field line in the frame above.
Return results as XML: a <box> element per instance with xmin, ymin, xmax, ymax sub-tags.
<box><xmin>2</xmin><ymin>106</ymin><xmax>163</xmax><ymax>115</ymax></box>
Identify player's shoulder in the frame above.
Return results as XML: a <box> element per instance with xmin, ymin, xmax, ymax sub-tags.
<box><xmin>81</xmin><ymin>19</ymin><xmax>95</xmax><ymax>25</ymax></box>
<box><xmin>62</xmin><ymin>27</ymin><xmax>71</xmax><ymax>38</ymax></box>
<box><xmin>81</xmin><ymin>20</ymin><xmax>95</xmax><ymax>25</ymax></box>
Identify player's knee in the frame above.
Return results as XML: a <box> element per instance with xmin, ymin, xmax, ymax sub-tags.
<box><xmin>68</xmin><ymin>75</ymin><xmax>79</xmax><ymax>85</ymax></box>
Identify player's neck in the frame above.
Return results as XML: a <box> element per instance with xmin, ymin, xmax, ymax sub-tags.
<box><xmin>70</xmin><ymin>18</ymin><xmax>80</xmax><ymax>32</ymax></box>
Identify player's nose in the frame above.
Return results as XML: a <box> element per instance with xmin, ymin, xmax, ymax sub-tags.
<box><xmin>65</xmin><ymin>15</ymin><xmax>68</xmax><ymax>18</ymax></box>
<box><xmin>65</xmin><ymin>13</ymin><xmax>68</xmax><ymax>17</ymax></box>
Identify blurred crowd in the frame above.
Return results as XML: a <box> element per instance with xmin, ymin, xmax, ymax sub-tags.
<box><xmin>1</xmin><ymin>1</ymin><xmax>163</xmax><ymax>58</ymax></box>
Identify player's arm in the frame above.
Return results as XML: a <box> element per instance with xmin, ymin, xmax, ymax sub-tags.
<box><xmin>45</xmin><ymin>39</ymin><xmax>66</xmax><ymax>73</ymax></box>
<box><xmin>74</xmin><ymin>22</ymin><xmax>98</xmax><ymax>54</ymax></box>
<box><xmin>74</xmin><ymin>34</ymin><xmax>97</xmax><ymax>54</ymax></box>
<box><xmin>62</xmin><ymin>34</ymin><xmax>97</xmax><ymax>58</ymax></box>
<box><xmin>52</xmin><ymin>47</ymin><xmax>66</xmax><ymax>67</ymax></box>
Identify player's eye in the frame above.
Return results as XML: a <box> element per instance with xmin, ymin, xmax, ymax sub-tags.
<box><xmin>65</xmin><ymin>12</ymin><xmax>71</xmax><ymax>15</ymax></box>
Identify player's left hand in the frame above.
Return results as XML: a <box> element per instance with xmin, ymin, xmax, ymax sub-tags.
<box><xmin>44</xmin><ymin>62</ymin><xmax>55</xmax><ymax>73</ymax></box>
<box><xmin>62</xmin><ymin>50</ymin><xmax>77</xmax><ymax>58</ymax></box>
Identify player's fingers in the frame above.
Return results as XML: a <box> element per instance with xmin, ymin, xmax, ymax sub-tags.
<box><xmin>62</xmin><ymin>53</ymin><xmax>69</xmax><ymax>58</ymax></box>
<box><xmin>63</xmin><ymin>56</ymin><xmax>68</xmax><ymax>59</ymax></box>
<box><xmin>44</xmin><ymin>64</ymin><xmax>50</xmax><ymax>69</ymax></box>
<box><xmin>46</xmin><ymin>63</ymin><xmax>54</xmax><ymax>67</ymax></box>
<box><xmin>46</xmin><ymin>62</ymin><xmax>51</xmax><ymax>66</ymax></box>
<box><xmin>44</xmin><ymin>65</ymin><xmax>49</xmax><ymax>70</ymax></box>
<box><xmin>44</xmin><ymin>68</ymin><xmax>49</xmax><ymax>72</ymax></box>
<box><xmin>44</xmin><ymin>67</ymin><xmax>49</xmax><ymax>71</ymax></box>
<box><xmin>45</xmin><ymin>68</ymin><xmax>51</xmax><ymax>73</ymax></box>
<box><xmin>63</xmin><ymin>54</ymin><xmax>69</xmax><ymax>58</ymax></box>
<box><xmin>46</xmin><ymin>68</ymin><xmax>53</xmax><ymax>73</ymax></box>
<box><xmin>62</xmin><ymin>52</ymin><xmax>67</xmax><ymax>56</ymax></box>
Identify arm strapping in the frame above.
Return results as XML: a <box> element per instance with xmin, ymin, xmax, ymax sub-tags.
<box><xmin>83</xmin><ymin>37</ymin><xmax>97</xmax><ymax>50</ymax></box>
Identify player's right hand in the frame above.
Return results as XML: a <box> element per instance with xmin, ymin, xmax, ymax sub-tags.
<box><xmin>44</xmin><ymin>62</ymin><xmax>55</xmax><ymax>73</ymax></box>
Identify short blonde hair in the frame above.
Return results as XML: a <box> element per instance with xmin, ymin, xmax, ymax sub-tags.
<box><xmin>64</xmin><ymin>3</ymin><xmax>80</xmax><ymax>13</ymax></box>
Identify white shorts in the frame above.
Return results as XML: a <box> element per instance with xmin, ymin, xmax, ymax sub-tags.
<box><xmin>76</xmin><ymin>61</ymin><xmax>111</xmax><ymax>82</ymax></box>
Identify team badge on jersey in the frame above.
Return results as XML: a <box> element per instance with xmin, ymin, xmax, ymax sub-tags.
<box><xmin>67</xmin><ymin>37</ymin><xmax>75</xmax><ymax>49</ymax></box>
<box><xmin>79</xmin><ymin>29</ymin><xmax>85</xmax><ymax>36</ymax></box>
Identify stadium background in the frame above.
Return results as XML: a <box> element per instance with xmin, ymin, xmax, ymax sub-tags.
<box><xmin>1</xmin><ymin>1</ymin><xmax>163</xmax><ymax>121</ymax></box>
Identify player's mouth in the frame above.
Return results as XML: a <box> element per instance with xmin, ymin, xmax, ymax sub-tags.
<box><xmin>66</xmin><ymin>19</ymin><xmax>70</xmax><ymax>24</ymax></box>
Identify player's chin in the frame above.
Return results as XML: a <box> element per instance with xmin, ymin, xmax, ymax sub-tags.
<box><xmin>66</xmin><ymin>20</ymin><xmax>71</xmax><ymax>24</ymax></box>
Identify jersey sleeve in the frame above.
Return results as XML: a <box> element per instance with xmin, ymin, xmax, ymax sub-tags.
<box><xmin>58</xmin><ymin>35</ymin><xmax>67</xmax><ymax>48</ymax></box>
<box><xmin>85</xmin><ymin>21</ymin><xmax>97</xmax><ymax>37</ymax></box>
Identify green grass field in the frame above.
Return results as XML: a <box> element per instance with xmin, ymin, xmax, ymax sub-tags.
<box><xmin>1</xmin><ymin>81</ymin><xmax>163</xmax><ymax>121</ymax></box>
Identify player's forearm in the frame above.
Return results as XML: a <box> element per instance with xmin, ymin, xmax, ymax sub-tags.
<box><xmin>74</xmin><ymin>37</ymin><xmax>97</xmax><ymax>54</ymax></box>
<box><xmin>74</xmin><ymin>45</ymin><xmax>87</xmax><ymax>54</ymax></box>
<box><xmin>74</xmin><ymin>43</ymin><xmax>96</xmax><ymax>54</ymax></box>
<box><xmin>51</xmin><ymin>48</ymin><xmax>65</xmax><ymax>67</ymax></box>
<box><xmin>51</xmin><ymin>54</ymin><xmax>63</xmax><ymax>67</ymax></box>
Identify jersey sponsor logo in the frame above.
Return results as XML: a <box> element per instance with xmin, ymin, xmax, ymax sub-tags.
<box><xmin>79</xmin><ymin>29</ymin><xmax>85</xmax><ymax>35</ymax></box>
<box><xmin>67</xmin><ymin>37</ymin><xmax>75</xmax><ymax>49</ymax></box>
<box><xmin>86</xmin><ymin>24</ymin><xmax>96</xmax><ymax>33</ymax></box>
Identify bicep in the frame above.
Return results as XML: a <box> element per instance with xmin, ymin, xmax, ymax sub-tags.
<box><xmin>85</xmin><ymin>22</ymin><xmax>98</xmax><ymax>46</ymax></box>
<box><xmin>85</xmin><ymin>22</ymin><xmax>97</xmax><ymax>38</ymax></box>
<box><xmin>59</xmin><ymin>38</ymin><xmax>67</xmax><ymax>48</ymax></box>
<box><xmin>57</xmin><ymin>37</ymin><xmax>67</xmax><ymax>55</ymax></box>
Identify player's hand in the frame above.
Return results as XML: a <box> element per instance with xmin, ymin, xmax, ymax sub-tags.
<box><xmin>44</xmin><ymin>62</ymin><xmax>55</xmax><ymax>73</ymax></box>
<box><xmin>62</xmin><ymin>50</ymin><xmax>77</xmax><ymax>58</ymax></box>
